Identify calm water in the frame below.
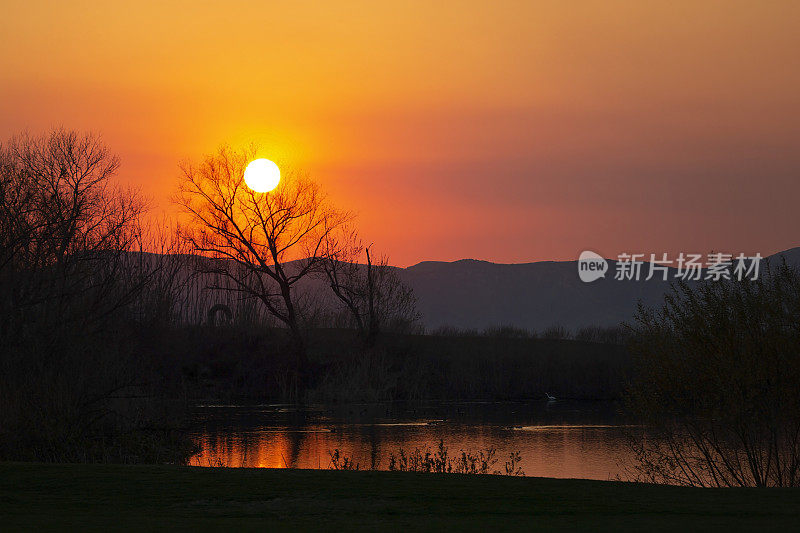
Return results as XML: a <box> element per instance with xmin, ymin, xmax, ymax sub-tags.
<box><xmin>189</xmin><ymin>400</ymin><xmax>638</xmax><ymax>480</ymax></box>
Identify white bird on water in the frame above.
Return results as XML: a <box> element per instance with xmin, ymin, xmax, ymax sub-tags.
<box><xmin>545</xmin><ymin>393</ymin><xmax>557</xmax><ymax>402</ymax></box>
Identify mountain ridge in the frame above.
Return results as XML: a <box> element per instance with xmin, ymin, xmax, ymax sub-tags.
<box><xmin>396</xmin><ymin>246</ymin><xmax>800</xmax><ymax>331</ymax></box>
<box><xmin>142</xmin><ymin>246</ymin><xmax>800</xmax><ymax>331</ymax></box>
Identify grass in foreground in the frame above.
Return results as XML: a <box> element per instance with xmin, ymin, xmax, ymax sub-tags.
<box><xmin>1</xmin><ymin>463</ymin><xmax>798</xmax><ymax>531</ymax></box>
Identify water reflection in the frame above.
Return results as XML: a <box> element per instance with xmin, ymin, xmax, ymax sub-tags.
<box><xmin>190</xmin><ymin>401</ymin><xmax>637</xmax><ymax>480</ymax></box>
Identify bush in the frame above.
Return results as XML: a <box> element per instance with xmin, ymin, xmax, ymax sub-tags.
<box><xmin>626</xmin><ymin>260</ymin><xmax>800</xmax><ymax>487</ymax></box>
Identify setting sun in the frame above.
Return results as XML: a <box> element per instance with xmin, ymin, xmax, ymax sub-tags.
<box><xmin>243</xmin><ymin>158</ymin><xmax>280</xmax><ymax>193</ymax></box>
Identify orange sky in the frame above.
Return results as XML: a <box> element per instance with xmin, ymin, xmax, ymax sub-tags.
<box><xmin>2</xmin><ymin>1</ymin><xmax>799</xmax><ymax>266</ymax></box>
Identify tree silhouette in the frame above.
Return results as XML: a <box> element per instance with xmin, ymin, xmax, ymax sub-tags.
<box><xmin>627</xmin><ymin>260</ymin><xmax>800</xmax><ymax>487</ymax></box>
<box><xmin>175</xmin><ymin>146</ymin><xmax>351</xmax><ymax>380</ymax></box>
<box><xmin>321</xmin><ymin>227</ymin><xmax>419</xmax><ymax>347</ymax></box>
<box><xmin>0</xmin><ymin>128</ymin><xmax>146</xmax><ymax>334</ymax></box>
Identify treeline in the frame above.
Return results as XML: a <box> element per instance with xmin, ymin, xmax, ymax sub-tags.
<box><xmin>429</xmin><ymin>324</ymin><xmax>628</xmax><ymax>344</ymax></box>
<box><xmin>140</xmin><ymin>326</ymin><xmax>631</xmax><ymax>403</ymax></box>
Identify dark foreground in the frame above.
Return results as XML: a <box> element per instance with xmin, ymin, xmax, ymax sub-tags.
<box><xmin>1</xmin><ymin>463</ymin><xmax>798</xmax><ymax>531</ymax></box>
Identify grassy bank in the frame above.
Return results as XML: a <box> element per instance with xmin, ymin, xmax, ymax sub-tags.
<box><xmin>1</xmin><ymin>463</ymin><xmax>797</xmax><ymax>531</ymax></box>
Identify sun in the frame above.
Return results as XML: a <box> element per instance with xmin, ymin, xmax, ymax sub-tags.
<box><xmin>243</xmin><ymin>158</ymin><xmax>281</xmax><ymax>193</ymax></box>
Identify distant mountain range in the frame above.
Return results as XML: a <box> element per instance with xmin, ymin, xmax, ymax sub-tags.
<box><xmin>396</xmin><ymin>247</ymin><xmax>800</xmax><ymax>332</ymax></box>
<box><xmin>153</xmin><ymin>246</ymin><xmax>800</xmax><ymax>332</ymax></box>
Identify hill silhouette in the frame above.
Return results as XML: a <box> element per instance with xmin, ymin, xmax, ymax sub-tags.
<box><xmin>149</xmin><ymin>247</ymin><xmax>800</xmax><ymax>332</ymax></box>
<box><xmin>399</xmin><ymin>248</ymin><xmax>799</xmax><ymax>331</ymax></box>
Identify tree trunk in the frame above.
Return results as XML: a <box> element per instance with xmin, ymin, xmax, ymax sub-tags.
<box><xmin>364</xmin><ymin>247</ymin><xmax>380</xmax><ymax>348</ymax></box>
<box><xmin>280</xmin><ymin>282</ymin><xmax>309</xmax><ymax>391</ymax></box>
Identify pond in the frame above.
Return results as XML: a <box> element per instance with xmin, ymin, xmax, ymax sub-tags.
<box><xmin>189</xmin><ymin>400</ymin><xmax>638</xmax><ymax>480</ymax></box>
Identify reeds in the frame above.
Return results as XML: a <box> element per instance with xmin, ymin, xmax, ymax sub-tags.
<box><xmin>325</xmin><ymin>440</ymin><xmax>525</xmax><ymax>475</ymax></box>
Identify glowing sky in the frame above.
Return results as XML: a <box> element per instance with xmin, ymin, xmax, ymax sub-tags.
<box><xmin>2</xmin><ymin>1</ymin><xmax>799</xmax><ymax>265</ymax></box>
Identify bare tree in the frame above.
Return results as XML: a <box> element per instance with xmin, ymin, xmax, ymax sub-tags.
<box><xmin>0</xmin><ymin>129</ymin><xmax>194</xmax><ymax>464</ymax></box>
<box><xmin>322</xmin><ymin>228</ymin><xmax>420</xmax><ymax>347</ymax></box>
<box><xmin>174</xmin><ymin>146</ymin><xmax>351</xmax><ymax>374</ymax></box>
<box><xmin>0</xmin><ymin>129</ymin><xmax>148</xmax><ymax>338</ymax></box>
